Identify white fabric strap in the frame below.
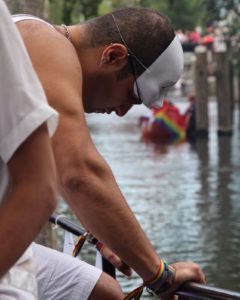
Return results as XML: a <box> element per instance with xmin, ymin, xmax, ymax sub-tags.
<box><xmin>63</xmin><ymin>231</ymin><xmax>75</xmax><ymax>256</ymax></box>
<box><xmin>12</xmin><ymin>14</ymin><xmax>55</xmax><ymax>29</ymax></box>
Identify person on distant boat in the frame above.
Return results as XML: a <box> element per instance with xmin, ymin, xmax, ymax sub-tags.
<box><xmin>0</xmin><ymin>1</ymin><xmax>58</xmax><ymax>299</ymax></box>
<box><xmin>13</xmin><ymin>7</ymin><xmax>205</xmax><ymax>300</ymax></box>
<box><xmin>139</xmin><ymin>99</ymin><xmax>187</xmax><ymax>144</ymax></box>
<box><xmin>139</xmin><ymin>95</ymin><xmax>197</xmax><ymax>144</ymax></box>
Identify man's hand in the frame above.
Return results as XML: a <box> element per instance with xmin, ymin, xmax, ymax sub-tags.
<box><xmin>98</xmin><ymin>244</ymin><xmax>133</xmax><ymax>277</ymax></box>
<box><xmin>157</xmin><ymin>261</ymin><xmax>206</xmax><ymax>300</ymax></box>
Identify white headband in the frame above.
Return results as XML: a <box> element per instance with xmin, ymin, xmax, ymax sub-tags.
<box><xmin>134</xmin><ymin>35</ymin><xmax>184</xmax><ymax>108</ymax></box>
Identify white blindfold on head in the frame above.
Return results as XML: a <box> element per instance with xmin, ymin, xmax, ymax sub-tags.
<box><xmin>133</xmin><ymin>35</ymin><xmax>184</xmax><ymax>108</ymax></box>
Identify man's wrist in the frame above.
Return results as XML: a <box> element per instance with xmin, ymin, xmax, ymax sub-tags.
<box><xmin>145</xmin><ymin>261</ymin><xmax>176</xmax><ymax>295</ymax></box>
<box><xmin>124</xmin><ymin>260</ymin><xmax>176</xmax><ymax>299</ymax></box>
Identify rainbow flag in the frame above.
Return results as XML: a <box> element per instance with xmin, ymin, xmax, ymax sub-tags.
<box><xmin>154</xmin><ymin>109</ymin><xmax>186</xmax><ymax>141</ymax></box>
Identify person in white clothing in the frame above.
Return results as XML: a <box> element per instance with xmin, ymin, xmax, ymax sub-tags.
<box><xmin>0</xmin><ymin>0</ymin><xmax>58</xmax><ymax>298</ymax></box>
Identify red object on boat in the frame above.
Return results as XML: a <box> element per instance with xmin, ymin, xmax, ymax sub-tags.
<box><xmin>139</xmin><ymin>99</ymin><xmax>189</xmax><ymax>144</ymax></box>
<box><xmin>202</xmin><ymin>35</ymin><xmax>214</xmax><ymax>45</ymax></box>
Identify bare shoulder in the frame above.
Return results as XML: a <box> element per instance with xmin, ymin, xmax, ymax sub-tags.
<box><xmin>16</xmin><ymin>20</ymin><xmax>83</xmax><ymax>113</ymax></box>
<box><xmin>16</xmin><ymin>20</ymin><xmax>94</xmax><ymax>161</ymax></box>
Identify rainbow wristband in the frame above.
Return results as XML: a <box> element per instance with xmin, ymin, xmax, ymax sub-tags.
<box><xmin>144</xmin><ymin>260</ymin><xmax>165</xmax><ymax>286</ymax></box>
<box><xmin>123</xmin><ymin>260</ymin><xmax>175</xmax><ymax>300</ymax></box>
<box><xmin>145</xmin><ymin>262</ymin><xmax>176</xmax><ymax>295</ymax></box>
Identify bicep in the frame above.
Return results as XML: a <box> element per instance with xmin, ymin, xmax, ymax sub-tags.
<box><xmin>8</xmin><ymin>123</ymin><xmax>56</xmax><ymax>185</ymax></box>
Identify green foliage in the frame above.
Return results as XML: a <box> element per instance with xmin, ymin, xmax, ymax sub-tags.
<box><xmin>164</xmin><ymin>0</ymin><xmax>203</xmax><ymax>30</ymax></box>
<box><xmin>98</xmin><ymin>0</ymin><xmax>113</xmax><ymax>15</ymax></box>
<box><xmin>49</xmin><ymin>0</ymin><xmax>102</xmax><ymax>24</ymax></box>
<box><xmin>201</xmin><ymin>0</ymin><xmax>240</xmax><ymax>72</ymax></box>
<box><xmin>110</xmin><ymin>0</ymin><xmax>203</xmax><ymax>30</ymax></box>
<box><xmin>111</xmin><ymin>0</ymin><xmax>141</xmax><ymax>9</ymax></box>
<box><xmin>139</xmin><ymin>0</ymin><xmax>167</xmax><ymax>11</ymax></box>
<box><xmin>62</xmin><ymin>0</ymin><xmax>77</xmax><ymax>24</ymax></box>
<box><xmin>46</xmin><ymin>0</ymin><xmax>207</xmax><ymax>29</ymax></box>
<box><xmin>78</xmin><ymin>0</ymin><xmax>102</xmax><ymax>20</ymax></box>
<box><xmin>50</xmin><ymin>0</ymin><xmax>61</xmax><ymax>23</ymax></box>
<box><xmin>109</xmin><ymin>0</ymin><xmax>203</xmax><ymax>30</ymax></box>
<box><xmin>49</xmin><ymin>0</ymin><xmax>64</xmax><ymax>23</ymax></box>
<box><xmin>200</xmin><ymin>0</ymin><xmax>240</xmax><ymax>27</ymax></box>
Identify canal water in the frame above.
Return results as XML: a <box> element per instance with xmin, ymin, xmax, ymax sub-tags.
<box><xmin>57</xmin><ymin>100</ymin><xmax>240</xmax><ymax>299</ymax></box>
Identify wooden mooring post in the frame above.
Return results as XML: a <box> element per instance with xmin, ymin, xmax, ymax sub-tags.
<box><xmin>193</xmin><ymin>45</ymin><xmax>234</xmax><ymax>137</ymax></box>
<box><xmin>214</xmin><ymin>47</ymin><xmax>233</xmax><ymax>136</ymax></box>
<box><xmin>194</xmin><ymin>45</ymin><xmax>209</xmax><ymax>137</ymax></box>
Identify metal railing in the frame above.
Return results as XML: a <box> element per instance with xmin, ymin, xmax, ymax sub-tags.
<box><xmin>49</xmin><ymin>213</ymin><xmax>240</xmax><ymax>300</ymax></box>
<box><xmin>49</xmin><ymin>213</ymin><xmax>116</xmax><ymax>278</ymax></box>
<box><xmin>177</xmin><ymin>283</ymin><xmax>240</xmax><ymax>300</ymax></box>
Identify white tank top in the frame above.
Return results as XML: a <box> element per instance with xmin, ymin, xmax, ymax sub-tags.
<box><xmin>12</xmin><ymin>14</ymin><xmax>55</xmax><ymax>29</ymax></box>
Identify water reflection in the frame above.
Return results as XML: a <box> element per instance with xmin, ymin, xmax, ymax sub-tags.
<box><xmin>57</xmin><ymin>103</ymin><xmax>240</xmax><ymax>298</ymax></box>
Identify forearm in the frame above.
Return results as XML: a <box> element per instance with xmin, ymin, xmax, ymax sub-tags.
<box><xmin>60</xmin><ymin>157</ymin><xmax>160</xmax><ymax>281</ymax></box>
<box><xmin>0</xmin><ymin>183</ymin><xmax>55</xmax><ymax>277</ymax></box>
<box><xmin>0</xmin><ymin>123</ymin><xmax>57</xmax><ymax>277</ymax></box>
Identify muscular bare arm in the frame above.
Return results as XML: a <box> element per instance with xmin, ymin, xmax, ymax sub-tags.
<box><xmin>22</xmin><ymin>30</ymin><xmax>160</xmax><ymax>280</ymax></box>
<box><xmin>0</xmin><ymin>123</ymin><xmax>57</xmax><ymax>277</ymax></box>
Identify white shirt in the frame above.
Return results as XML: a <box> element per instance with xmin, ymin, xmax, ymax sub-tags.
<box><xmin>0</xmin><ymin>0</ymin><xmax>58</xmax><ymax>296</ymax></box>
<box><xmin>0</xmin><ymin>2</ymin><xmax>58</xmax><ymax>203</ymax></box>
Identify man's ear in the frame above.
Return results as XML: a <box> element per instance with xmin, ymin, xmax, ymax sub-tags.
<box><xmin>100</xmin><ymin>43</ymin><xmax>128</xmax><ymax>68</ymax></box>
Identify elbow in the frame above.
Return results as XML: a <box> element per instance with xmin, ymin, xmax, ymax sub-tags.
<box><xmin>46</xmin><ymin>186</ymin><xmax>58</xmax><ymax>214</ymax></box>
<box><xmin>60</xmin><ymin>166</ymin><xmax>92</xmax><ymax>195</ymax></box>
<box><xmin>63</xmin><ymin>176</ymin><xmax>85</xmax><ymax>193</ymax></box>
<box><xmin>38</xmin><ymin>180</ymin><xmax>58</xmax><ymax>217</ymax></box>
<box><xmin>59</xmin><ymin>154</ymin><xmax>110</xmax><ymax>195</ymax></box>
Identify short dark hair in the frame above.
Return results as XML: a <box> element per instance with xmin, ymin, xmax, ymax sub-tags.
<box><xmin>85</xmin><ymin>7</ymin><xmax>175</xmax><ymax>77</ymax></box>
